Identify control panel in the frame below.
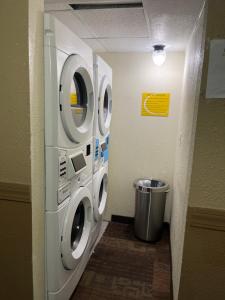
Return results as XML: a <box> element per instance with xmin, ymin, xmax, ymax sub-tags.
<box><xmin>58</xmin><ymin>182</ymin><xmax>71</xmax><ymax>205</ymax></box>
<box><xmin>45</xmin><ymin>140</ymin><xmax>93</xmax><ymax>210</ymax></box>
<box><xmin>58</xmin><ymin>142</ymin><xmax>92</xmax><ymax>191</ymax></box>
<box><xmin>58</xmin><ymin>150</ymin><xmax>67</xmax><ymax>187</ymax></box>
<box><xmin>95</xmin><ymin>138</ymin><xmax>99</xmax><ymax>161</ymax></box>
<box><xmin>101</xmin><ymin>135</ymin><xmax>110</xmax><ymax>162</ymax></box>
<box><xmin>101</xmin><ymin>143</ymin><xmax>109</xmax><ymax>162</ymax></box>
<box><xmin>94</xmin><ymin>135</ymin><xmax>110</xmax><ymax>173</ymax></box>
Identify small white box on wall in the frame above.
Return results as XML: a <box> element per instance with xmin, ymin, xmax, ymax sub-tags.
<box><xmin>206</xmin><ymin>39</ymin><xmax>225</xmax><ymax>99</ymax></box>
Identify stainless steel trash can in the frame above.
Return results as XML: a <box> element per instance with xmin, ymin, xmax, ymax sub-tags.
<box><xmin>133</xmin><ymin>178</ymin><xmax>169</xmax><ymax>242</ymax></box>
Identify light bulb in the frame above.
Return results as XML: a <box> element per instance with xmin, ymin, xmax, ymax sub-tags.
<box><xmin>152</xmin><ymin>45</ymin><xmax>166</xmax><ymax>66</ymax></box>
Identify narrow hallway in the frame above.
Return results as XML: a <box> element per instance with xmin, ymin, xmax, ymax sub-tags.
<box><xmin>71</xmin><ymin>223</ymin><xmax>171</xmax><ymax>300</ymax></box>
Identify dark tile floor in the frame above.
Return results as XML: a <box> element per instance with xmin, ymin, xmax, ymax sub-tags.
<box><xmin>71</xmin><ymin>222</ymin><xmax>171</xmax><ymax>300</ymax></box>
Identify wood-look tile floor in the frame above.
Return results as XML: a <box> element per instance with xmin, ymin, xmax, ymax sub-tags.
<box><xmin>71</xmin><ymin>222</ymin><xmax>171</xmax><ymax>300</ymax></box>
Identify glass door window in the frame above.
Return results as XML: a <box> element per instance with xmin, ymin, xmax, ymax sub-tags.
<box><xmin>70</xmin><ymin>72</ymin><xmax>88</xmax><ymax>127</ymax></box>
<box><xmin>71</xmin><ymin>202</ymin><xmax>85</xmax><ymax>251</ymax></box>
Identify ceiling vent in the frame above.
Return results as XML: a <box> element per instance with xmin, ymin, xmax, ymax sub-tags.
<box><xmin>69</xmin><ymin>2</ymin><xmax>143</xmax><ymax>10</ymax></box>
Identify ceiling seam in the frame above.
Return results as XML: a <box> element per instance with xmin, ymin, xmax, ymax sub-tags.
<box><xmin>83</xmin><ymin>36</ymin><xmax>149</xmax><ymax>40</ymax></box>
<box><xmin>92</xmin><ymin>39</ymin><xmax>109</xmax><ymax>52</ymax></box>
<box><xmin>73</xmin><ymin>11</ymin><xmax>108</xmax><ymax>52</ymax></box>
<box><xmin>73</xmin><ymin>7</ymin><xmax>148</xmax><ymax>51</ymax></box>
<box><xmin>142</xmin><ymin>0</ymin><xmax>153</xmax><ymax>46</ymax></box>
<box><xmin>45</xmin><ymin>9</ymin><xmax>72</xmax><ymax>12</ymax></box>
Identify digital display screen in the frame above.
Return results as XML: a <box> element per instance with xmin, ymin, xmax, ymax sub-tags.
<box><xmin>71</xmin><ymin>153</ymin><xmax>86</xmax><ymax>173</ymax></box>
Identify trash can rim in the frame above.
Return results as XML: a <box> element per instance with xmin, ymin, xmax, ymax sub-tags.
<box><xmin>133</xmin><ymin>178</ymin><xmax>169</xmax><ymax>193</ymax></box>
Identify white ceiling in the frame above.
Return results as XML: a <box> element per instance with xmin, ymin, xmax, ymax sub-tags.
<box><xmin>45</xmin><ymin>0</ymin><xmax>204</xmax><ymax>52</ymax></box>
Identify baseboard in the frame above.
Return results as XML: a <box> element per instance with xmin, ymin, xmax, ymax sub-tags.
<box><xmin>0</xmin><ymin>181</ymin><xmax>30</xmax><ymax>203</ymax></box>
<box><xmin>111</xmin><ymin>215</ymin><xmax>170</xmax><ymax>227</ymax></box>
<box><xmin>111</xmin><ymin>214</ymin><xmax>134</xmax><ymax>224</ymax></box>
<box><xmin>187</xmin><ymin>206</ymin><xmax>225</xmax><ymax>232</ymax></box>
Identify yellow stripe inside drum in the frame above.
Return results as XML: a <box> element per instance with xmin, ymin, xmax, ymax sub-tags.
<box><xmin>70</xmin><ymin>93</ymin><xmax>77</xmax><ymax>105</ymax></box>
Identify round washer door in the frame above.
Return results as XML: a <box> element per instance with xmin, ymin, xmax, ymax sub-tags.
<box><xmin>98</xmin><ymin>76</ymin><xmax>112</xmax><ymax>136</ymax></box>
<box><xmin>60</xmin><ymin>54</ymin><xmax>94</xmax><ymax>144</ymax></box>
<box><xmin>94</xmin><ymin>165</ymin><xmax>108</xmax><ymax>221</ymax></box>
<box><xmin>61</xmin><ymin>187</ymin><xmax>92</xmax><ymax>270</ymax></box>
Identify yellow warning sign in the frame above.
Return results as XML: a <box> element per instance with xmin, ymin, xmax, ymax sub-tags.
<box><xmin>70</xmin><ymin>93</ymin><xmax>77</xmax><ymax>105</ymax></box>
<box><xmin>141</xmin><ymin>93</ymin><xmax>170</xmax><ymax>117</ymax></box>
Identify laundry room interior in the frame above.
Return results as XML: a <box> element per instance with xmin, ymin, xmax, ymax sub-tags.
<box><xmin>0</xmin><ymin>0</ymin><xmax>225</xmax><ymax>300</ymax></box>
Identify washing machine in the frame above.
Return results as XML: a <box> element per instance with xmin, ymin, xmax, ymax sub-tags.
<box><xmin>90</xmin><ymin>164</ymin><xmax>109</xmax><ymax>247</ymax></box>
<box><xmin>46</xmin><ymin>179</ymin><xmax>94</xmax><ymax>300</ymax></box>
<box><xmin>93</xmin><ymin>55</ymin><xmax>112</xmax><ymax>174</ymax></box>
<box><xmin>44</xmin><ymin>13</ymin><xmax>95</xmax><ymax>149</ymax></box>
<box><xmin>45</xmin><ymin>140</ymin><xmax>94</xmax><ymax>299</ymax></box>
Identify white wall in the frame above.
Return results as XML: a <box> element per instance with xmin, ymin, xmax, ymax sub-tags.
<box><xmin>29</xmin><ymin>0</ymin><xmax>45</xmax><ymax>299</ymax></box>
<box><xmin>100</xmin><ymin>52</ymin><xmax>185</xmax><ymax>222</ymax></box>
<box><xmin>170</xmin><ymin>4</ymin><xmax>206</xmax><ymax>299</ymax></box>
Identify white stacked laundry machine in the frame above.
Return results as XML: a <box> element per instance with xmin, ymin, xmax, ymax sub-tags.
<box><xmin>44</xmin><ymin>14</ymin><xmax>95</xmax><ymax>300</ymax></box>
<box><xmin>92</xmin><ymin>55</ymin><xmax>113</xmax><ymax>245</ymax></box>
<box><xmin>44</xmin><ymin>13</ymin><xmax>112</xmax><ymax>300</ymax></box>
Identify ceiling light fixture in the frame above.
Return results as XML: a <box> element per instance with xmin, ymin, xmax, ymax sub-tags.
<box><xmin>152</xmin><ymin>45</ymin><xmax>166</xmax><ymax>66</ymax></box>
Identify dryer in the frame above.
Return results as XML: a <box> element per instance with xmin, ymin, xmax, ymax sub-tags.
<box><xmin>44</xmin><ymin>13</ymin><xmax>95</xmax><ymax>149</ymax></box>
<box><xmin>46</xmin><ymin>179</ymin><xmax>94</xmax><ymax>300</ymax></box>
<box><xmin>93</xmin><ymin>55</ymin><xmax>112</xmax><ymax>174</ymax></box>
